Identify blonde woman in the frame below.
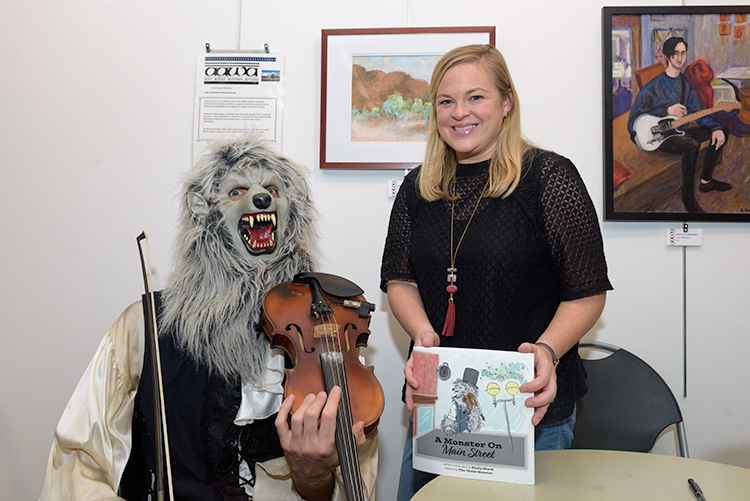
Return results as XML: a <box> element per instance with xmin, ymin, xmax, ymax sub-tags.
<box><xmin>380</xmin><ymin>44</ymin><xmax>612</xmax><ymax>499</ymax></box>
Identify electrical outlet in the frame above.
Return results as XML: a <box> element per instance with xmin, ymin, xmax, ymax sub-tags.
<box><xmin>387</xmin><ymin>180</ymin><xmax>402</xmax><ymax>198</ymax></box>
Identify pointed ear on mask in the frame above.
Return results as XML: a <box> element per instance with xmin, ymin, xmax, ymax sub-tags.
<box><xmin>187</xmin><ymin>192</ymin><xmax>209</xmax><ymax>225</ymax></box>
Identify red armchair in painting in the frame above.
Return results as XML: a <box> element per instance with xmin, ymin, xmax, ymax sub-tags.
<box><xmin>684</xmin><ymin>59</ymin><xmax>715</xmax><ymax>109</ymax></box>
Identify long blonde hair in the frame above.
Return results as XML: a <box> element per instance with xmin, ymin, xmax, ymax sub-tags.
<box><xmin>418</xmin><ymin>44</ymin><xmax>533</xmax><ymax>201</ymax></box>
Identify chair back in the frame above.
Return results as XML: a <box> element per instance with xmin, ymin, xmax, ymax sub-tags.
<box><xmin>571</xmin><ymin>342</ymin><xmax>688</xmax><ymax>457</ymax></box>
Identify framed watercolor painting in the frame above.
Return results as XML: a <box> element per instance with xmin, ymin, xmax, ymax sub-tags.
<box><xmin>603</xmin><ymin>6</ymin><xmax>750</xmax><ymax>221</ymax></box>
<box><xmin>320</xmin><ymin>27</ymin><xmax>495</xmax><ymax>169</ymax></box>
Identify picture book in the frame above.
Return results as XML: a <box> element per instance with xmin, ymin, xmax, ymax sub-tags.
<box><xmin>411</xmin><ymin>346</ymin><xmax>535</xmax><ymax>485</ymax></box>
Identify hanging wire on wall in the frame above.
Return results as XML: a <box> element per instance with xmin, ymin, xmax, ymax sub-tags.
<box><xmin>682</xmin><ymin>222</ymin><xmax>688</xmax><ymax>398</ymax></box>
<box><xmin>205</xmin><ymin>1</ymin><xmax>268</xmax><ymax>54</ymax></box>
<box><xmin>237</xmin><ymin>0</ymin><xmax>242</xmax><ymax>50</ymax></box>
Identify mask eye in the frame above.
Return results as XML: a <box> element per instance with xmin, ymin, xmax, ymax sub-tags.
<box><xmin>228</xmin><ymin>188</ymin><xmax>247</xmax><ymax>200</ymax></box>
<box><xmin>266</xmin><ymin>186</ymin><xmax>280</xmax><ymax>197</ymax></box>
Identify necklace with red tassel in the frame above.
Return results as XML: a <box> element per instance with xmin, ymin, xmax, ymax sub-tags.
<box><xmin>441</xmin><ymin>178</ymin><xmax>489</xmax><ymax>337</ymax></box>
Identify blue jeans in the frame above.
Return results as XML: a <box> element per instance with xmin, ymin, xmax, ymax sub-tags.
<box><xmin>396</xmin><ymin>408</ymin><xmax>577</xmax><ymax>501</ymax></box>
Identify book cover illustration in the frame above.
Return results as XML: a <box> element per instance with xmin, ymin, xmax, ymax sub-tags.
<box><xmin>411</xmin><ymin>346</ymin><xmax>535</xmax><ymax>485</ymax></box>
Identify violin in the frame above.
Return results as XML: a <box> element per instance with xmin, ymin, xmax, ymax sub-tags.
<box><xmin>262</xmin><ymin>272</ymin><xmax>384</xmax><ymax>501</ymax></box>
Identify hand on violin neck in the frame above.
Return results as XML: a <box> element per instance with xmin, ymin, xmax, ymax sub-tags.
<box><xmin>275</xmin><ymin>387</ymin><xmax>366</xmax><ymax>500</ymax></box>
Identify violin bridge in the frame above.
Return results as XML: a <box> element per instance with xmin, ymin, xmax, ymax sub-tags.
<box><xmin>314</xmin><ymin>323</ymin><xmax>340</xmax><ymax>338</ymax></box>
<box><xmin>313</xmin><ymin>323</ymin><xmax>350</xmax><ymax>350</ymax></box>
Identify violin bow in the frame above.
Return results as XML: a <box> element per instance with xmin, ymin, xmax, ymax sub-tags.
<box><xmin>136</xmin><ymin>231</ymin><xmax>174</xmax><ymax>501</ymax></box>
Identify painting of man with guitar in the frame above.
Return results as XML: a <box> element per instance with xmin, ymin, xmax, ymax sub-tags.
<box><xmin>627</xmin><ymin>36</ymin><xmax>731</xmax><ymax>213</ymax></box>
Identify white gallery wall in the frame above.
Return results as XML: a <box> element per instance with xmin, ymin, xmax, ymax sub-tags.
<box><xmin>2</xmin><ymin>0</ymin><xmax>748</xmax><ymax>499</ymax></box>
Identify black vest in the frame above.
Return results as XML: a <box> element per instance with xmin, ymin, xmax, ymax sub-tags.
<box><xmin>119</xmin><ymin>293</ymin><xmax>284</xmax><ymax>500</ymax></box>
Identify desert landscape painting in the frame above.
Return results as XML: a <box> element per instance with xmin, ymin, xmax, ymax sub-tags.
<box><xmin>351</xmin><ymin>55</ymin><xmax>439</xmax><ymax>142</ymax></box>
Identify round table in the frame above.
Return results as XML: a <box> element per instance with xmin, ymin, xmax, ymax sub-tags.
<box><xmin>412</xmin><ymin>449</ymin><xmax>750</xmax><ymax>500</ymax></box>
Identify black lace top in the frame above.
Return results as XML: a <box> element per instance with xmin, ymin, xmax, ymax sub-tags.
<box><xmin>380</xmin><ymin>149</ymin><xmax>613</xmax><ymax>423</ymax></box>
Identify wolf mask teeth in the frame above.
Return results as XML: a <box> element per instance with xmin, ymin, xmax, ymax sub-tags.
<box><xmin>239</xmin><ymin>212</ymin><xmax>278</xmax><ymax>254</ymax></box>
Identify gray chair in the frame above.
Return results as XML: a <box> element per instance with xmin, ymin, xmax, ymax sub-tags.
<box><xmin>571</xmin><ymin>342</ymin><xmax>689</xmax><ymax>457</ymax></box>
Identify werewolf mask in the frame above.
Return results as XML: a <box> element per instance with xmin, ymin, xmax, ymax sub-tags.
<box><xmin>161</xmin><ymin>136</ymin><xmax>317</xmax><ymax>385</ymax></box>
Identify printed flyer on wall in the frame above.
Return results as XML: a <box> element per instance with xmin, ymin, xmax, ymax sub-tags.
<box><xmin>411</xmin><ymin>346</ymin><xmax>535</xmax><ymax>485</ymax></box>
<box><xmin>193</xmin><ymin>51</ymin><xmax>285</xmax><ymax>160</ymax></box>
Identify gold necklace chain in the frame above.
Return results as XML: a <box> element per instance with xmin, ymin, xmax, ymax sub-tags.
<box><xmin>447</xmin><ymin>178</ymin><xmax>490</xmax><ymax>290</ymax></box>
<box><xmin>441</xmin><ymin>177</ymin><xmax>489</xmax><ymax>338</ymax></box>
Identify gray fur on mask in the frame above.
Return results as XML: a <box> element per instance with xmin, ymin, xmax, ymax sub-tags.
<box><xmin>161</xmin><ymin>135</ymin><xmax>317</xmax><ymax>385</ymax></box>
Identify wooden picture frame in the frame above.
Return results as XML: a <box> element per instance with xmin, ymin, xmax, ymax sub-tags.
<box><xmin>320</xmin><ymin>27</ymin><xmax>495</xmax><ymax>170</ymax></box>
<box><xmin>603</xmin><ymin>6</ymin><xmax>750</xmax><ymax>221</ymax></box>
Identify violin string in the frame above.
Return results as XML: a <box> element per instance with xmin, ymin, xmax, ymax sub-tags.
<box><xmin>319</xmin><ymin>299</ymin><xmax>365</xmax><ymax>498</ymax></box>
<box><xmin>321</xmin><ymin>305</ymin><xmax>357</xmax><ymax>472</ymax></box>
<box><xmin>320</xmin><ymin>304</ymin><xmax>358</xmax><ymax>494</ymax></box>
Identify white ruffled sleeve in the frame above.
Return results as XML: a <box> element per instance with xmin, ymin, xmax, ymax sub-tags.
<box><xmin>234</xmin><ymin>347</ymin><xmax>285</xmax><ymax>425</ymax></box>
<box><xmin>40</xmin><ymin>302</ymin><xmax>145</xmax><ymax>501</ymax></box>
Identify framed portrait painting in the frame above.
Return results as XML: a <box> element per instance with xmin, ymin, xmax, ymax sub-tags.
<box><xmin>603</xmin><ymin>6</ymin><xmax>750</xmax><ymax>221</ymax></box>
<box><xmin>320</xmin><ymin>27</ymin><xmax>495</xmax><ymax>169</ymax></box>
